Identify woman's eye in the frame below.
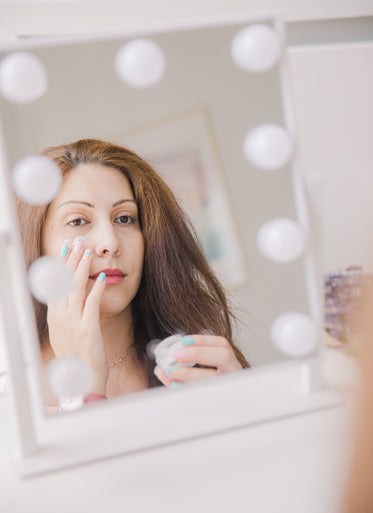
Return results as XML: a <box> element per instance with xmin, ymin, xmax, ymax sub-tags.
<box><xmin>68</xmin><ymin>218</ymin><xmax>87</xmax><ymax>227</ymax></box>
<box><xmin>115</xmin><ymin>215</ymin><xmax>135</xmax><ymax>224</ymax></box>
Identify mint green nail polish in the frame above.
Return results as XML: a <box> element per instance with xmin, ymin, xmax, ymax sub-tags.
<box><xmin>98</xmin><ymin>272</ymin><xmax>106</xmax><ymax>282</ymax></box>
<box><xmin>181</xmin><ymin>337</ymin><xmax>195</xmax><ymax>346</ymax></box>
<box><xmin>60</xmin><ymin>243</ymin><xmax>69</xmax><ymax>258</ymax></box>
<box><xmin>171</xmin><ymin>381</ymin><xmax>181</xmax><ymax>388</ymax></box>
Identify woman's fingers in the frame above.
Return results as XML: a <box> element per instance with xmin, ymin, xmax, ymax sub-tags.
<box><xmin>161</xmin><ymin>364</ymin><xmax>218</xmax><ymax>383</ymax></box>
<box><xmin>173</xmin><ymin>335</ymin><xmax>242</xmax><ymax>373</ymax></box>
<box><xmin>83</xmin><ymin>272</ymin><xmax>106</xmax><ymax>321</ymax></box>
<box><xmin>154</xmin><ymin>334</ymin><xmax>243</xmax><ymax>387</ymax></box>
<box><xmin>55</xmin><ymin>237</ymin><xmax>86</xmax><ymax>310</ymax></box>
<box><xmin>58</xmin><ymin>237</ymin><xmax>94</xmax><ymax>315</ymax></box>
<box><xmin>154</xmin><ymin>366</ymin><xmax>174</xmax><ymax>387</ymax></box>
<box><xmin>154</xmin><ymin>364</ymin><xmax>217</xmax><ymax>387</ymax></box>
<box><xmin>68</xmin><ymin>248</ymin><xmax>93</xmax><ymax>313</ymax></box>
<box><xmin>65</xmin><ymin>237</ymin><xmax>85</xmax><ymax>271</ymax></box>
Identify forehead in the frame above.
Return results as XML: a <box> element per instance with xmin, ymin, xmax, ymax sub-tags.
<box><xmin>58</xmin><ymin>163</ymin><xmax>133</xmax><ymax>199</ymax></box>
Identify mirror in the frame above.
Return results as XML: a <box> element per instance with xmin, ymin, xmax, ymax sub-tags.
<box><xmin>0</xmin><ymin>13</ymin><xmax>335</xmax><ymax>475</ymax></box>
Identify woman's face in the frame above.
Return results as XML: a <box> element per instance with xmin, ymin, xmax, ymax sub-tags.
<box><xmin>43</xmin><ymin>163</ymin><xmax>144</xmax><ymax>318</ymax></box>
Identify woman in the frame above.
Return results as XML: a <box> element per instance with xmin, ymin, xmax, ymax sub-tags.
<box><xmin>16</xmin><ymin>139</ymin><xmax>249</xmax><ymax>406</ymax></box>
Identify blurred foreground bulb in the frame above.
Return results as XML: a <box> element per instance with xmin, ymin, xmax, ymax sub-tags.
<box><xmin>244</xmin><ymin>124</ymin><xmax>293</xmax><ymax>170</ymax></box>
<box><xmin>0</xmin><ymin>51</ymin><xmax>48</xmax><ymax>103</ymax></box>
<box><xmin>47</xmin><ymin>356</ymin><xmax>94</xmax><ymax>399</ymax></box>
<box><xmin>115</xmin><ymin>38</ymin><xmax>166</xmax><ymax>88</ymax></box>
<box><xmin>257</xmin><ymin>218</ymin><xmax>305</xmax><ymax>263</ymax></box>
<box><xmin>231</xmin><ymin>24</ymin><xmax>281</xmax><ymax>72</ymax></box>
<box><xmin>12</xmin><ymin>155</ymin><xmax>62</xmax><ymax>205</ymax></box>
<box><xmin>271</xmin><ymin>312</ymin><xmax>318</xmax><ymax>357</ymax></box>
<box><xmin>28</xmin><ymin>256</ymin><xmax>73</xmax><ymax>304</ymax></box>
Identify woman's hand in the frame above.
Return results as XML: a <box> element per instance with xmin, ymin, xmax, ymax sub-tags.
<box><xmin>154</xmin><ymin>334</ymin><xmax>243</xmax><ymax>387</ymax></box>
<box><xmin>46</xmin><ymin>238</ymin><xmax>108</xmax><ymax>395</ymax></box>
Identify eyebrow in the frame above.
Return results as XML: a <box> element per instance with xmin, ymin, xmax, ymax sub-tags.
<box><xmin>57</xmin><ymin>199</ymin><xmax>137</xmax><ymax>209</ymax></box>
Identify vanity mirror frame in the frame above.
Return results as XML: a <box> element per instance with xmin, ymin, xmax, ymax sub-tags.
<box><xmin>0</xmin><ymin>11</ymin><xmax>341</xmax><ymax>477</ymax></box>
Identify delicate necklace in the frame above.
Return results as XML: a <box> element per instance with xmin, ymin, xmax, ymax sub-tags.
<box><xmin>108</xmin><ymin>344</ymin><xmax>135</xmax><ymax>368</ymax></box>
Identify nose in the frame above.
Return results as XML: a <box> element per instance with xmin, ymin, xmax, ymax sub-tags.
<box><xmin>93</xmin><ymin>221</ymin><xmax>121</xmax><ymax>257</ymax></box>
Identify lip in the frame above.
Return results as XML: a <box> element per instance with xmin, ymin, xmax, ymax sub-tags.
<box><xmin>89</xmin><ymin>268</ymin><xmax>126</xmax><ymax>284</ymax></box>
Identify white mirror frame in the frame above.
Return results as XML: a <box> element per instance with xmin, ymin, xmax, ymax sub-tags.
<box><xmin>0</xmin><ymin>11</ymin><xmax>341</xmax><ymax>476</ymax></box>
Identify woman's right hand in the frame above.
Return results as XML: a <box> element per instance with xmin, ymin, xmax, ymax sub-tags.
<box><xmin>46</xmin><ymin>237</ymin><xmax>108</xmax><ymax>395</ymax></box>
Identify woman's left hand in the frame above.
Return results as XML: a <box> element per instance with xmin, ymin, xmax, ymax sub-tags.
<box><xmin>154</xmin><ymin>334</ymin><xmax>243</xmax><ymax>387</ymax></box>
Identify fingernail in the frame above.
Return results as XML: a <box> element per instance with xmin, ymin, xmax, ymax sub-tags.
<box><xmin>98</xmin><ymin>272</ymin><xmax>106</xmax><ymax>282</ymax></box>
<box><xmin>181</xmin><ymin>337</ymin><xmax>195</xmax><ymax>346</ymax></box>
<box><xmin>171</xmin><ymin>381</ymin><xmax>181</xmax><ymax>388</ymax></box>
<box><xmin>73</xmin><ymin>240</ymin><xmax>84</xmax><ymax>252</ymax></box>
<box><xmin>83</xmin><ymin>249</ymin><xmax>92</xmax><ymax>260</ymax></box>
<box><xmin>174</xmin><ymin>349</ymin><xmax>189</xmax><ymax>361</ymax></box>
<box><xmin>73</xmin><ymin>236</ymin><xmax>85</xmax><ymax>244</ymax></box>
<box><xmin>154</xmin><ymin>365</ymin><xmax>160</xmax><ymax>376</ymax></box>
<box><xmin>165</xmin><ymin>365</ymin><xmax>179</xmax><ymax>375</ymax></box>
<box><xmin>60</xmin><ymin>239</ymin><xmax>70</xmax><ymax>257</ymax></box>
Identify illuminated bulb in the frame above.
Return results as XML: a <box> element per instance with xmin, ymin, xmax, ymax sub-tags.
<box><xmin>271</xmin><ymin>312</ymin><xmax>319</xmax><ymax>357</ymax></box>
<box><xmin>12</xmin><ymin>155</ymin><xmax>62</xmax><ymax>205</ymax></box>
<box><xmin>28</xmin><ymin>256</ymin><xmax>73</xmax><ymax>304</ymax></box>
<box><xmin>115</xmin><ymin>38</ymin><xmax>166</xmax><ymax>88</ymax></box>
<box><xmin>257</xmin><ymin>218</ymin><xmax>305</xmax><ymax>263</ymax></box>
<box><xmin>231</xmin><ymin>24</ymin><xmax>281</xmax><ymax>72</ymax></box>
<box><xmin>0</xmin><ymin>51</ymin><xmax>48</xmax><ymax>104</ymax></box>
<box><xmin>244</xmin><ymin>124</ymin><xmax>293</xmax><ymax>170</ymax></box>
<box><xmin>47</xmin><ymin>356</ymin><xmax>94</xmax><ymax>399</ymax></box>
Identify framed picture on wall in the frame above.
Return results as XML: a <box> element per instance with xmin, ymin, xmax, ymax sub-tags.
<box><xmin>115</xmin><ymin>107</ymin><xmax>249</xmax><ymax>289</ymax></box>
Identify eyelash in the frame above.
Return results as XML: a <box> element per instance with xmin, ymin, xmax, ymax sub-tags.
<box><xmin>67</xmin><ymin>215</ymin><xmax>137</xmax><ymax>227</ymax></box>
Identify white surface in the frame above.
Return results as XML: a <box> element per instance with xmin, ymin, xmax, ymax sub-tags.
<box><xmin>2</xmin><ymin>357</ymin><xmax>340</xmax><ymax>476</ymax></box>
<box><xmin>0</xmin><ymin>348</ymin><xmax>357</xmax><ymax>512</ymax></box>
<box><xmin>0</xmin><ymin>387</ymin><xmax>354</xmax><ymax>513</ymax></box>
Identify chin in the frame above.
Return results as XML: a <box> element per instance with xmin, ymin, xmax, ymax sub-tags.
<box><xmin>99</xmin><ymin>295</ymin><xmax>131</xmax><ymax>316</ymax></box>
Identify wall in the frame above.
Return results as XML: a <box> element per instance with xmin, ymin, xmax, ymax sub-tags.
<box><xmin>288</xmin><ymin>42</ymin><xmax>373</xmax><ymax>274</ymax></box>
<box><xmin>0</xmin><ymin>0</ymin><xmax>372</xmax><ymax>38</ymax></box>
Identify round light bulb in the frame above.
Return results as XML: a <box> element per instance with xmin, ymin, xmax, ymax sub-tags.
<box><xmin>257</xmin><ymin>218</ymin><xmax>306</xmax><ymax>263</ymax></box>
<box><xmin>231</xmin><ymin>24</ymin><xmax>281</xmax><ymax>72</ymax></box>
<box><xmin>115</xmin><ymin>38</ymin><xmax>166</xmax><ymax>88</ymax></box>
<box><xmin>12</xmin><ymin>155</ymin><xmax>62</xmax><ymax>205</ymax></box>
<box><xmin>244</xmin><ymin>124</ymin><xmax>293</xmax><ymax>170</ymax></box>
<box><xmin>271</xmin><ymin>312</ymin><xmax>319</xmax><ymax>357</ymax></box>
<box><xmin>47</xmin><ymin>356</ymin><xmax>94</xmax><ymax>398</ymax></box>
<box><xmin>28</xmin><ymin>256</ymin><xmax>73</xmax><ymax>304</ymax></box>
<box><xmin>0</xmin><ymin>51</ymin><xmax>48</xmax><ymax>104</ymax></box>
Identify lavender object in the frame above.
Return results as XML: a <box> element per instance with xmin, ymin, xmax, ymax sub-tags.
<box><xmin>324</xmin><ymin>265</ymin><xmax>373</xmax><ymax>343</ymax></box>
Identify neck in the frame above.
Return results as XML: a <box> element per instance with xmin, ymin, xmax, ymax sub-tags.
<box><xmin>100</xmin><ymin>306</ymin><xmax>135</xmax><ymax>365</ymax></box>
<box><xmin>102</xmin><ymin>306</ymin><xmax>149</xmax><ymax>396</ymax></box>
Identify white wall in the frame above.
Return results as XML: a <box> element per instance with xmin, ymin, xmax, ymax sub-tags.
<box><xmin>0</xmin><ymin>0</ymin><xmax>372</xmax><ymax>39</ymax></box>
<box><xmin>288</xmin><ymin>42</ymin><xmax>373</xmax><ymax>274</ymax></box>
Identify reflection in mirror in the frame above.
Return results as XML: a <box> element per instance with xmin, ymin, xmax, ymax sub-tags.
<box><xmin>0</xmin><ymin>18</ymin><xmax>314</xmax><ymax>415</ymax></box>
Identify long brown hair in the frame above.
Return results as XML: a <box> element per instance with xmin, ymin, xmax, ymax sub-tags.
<box><xmin>15</xmin><ymin>139</ymin><xmax>249</xmax><ymax>387</ymax></box>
